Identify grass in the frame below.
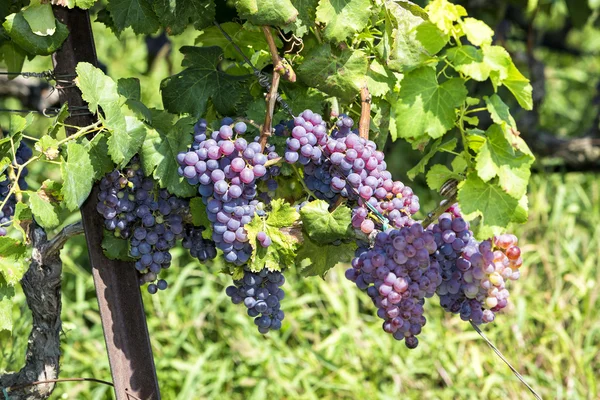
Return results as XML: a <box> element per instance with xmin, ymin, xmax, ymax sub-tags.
<box><xmin>2</xmin><ymin>172</ymin><xmax>599</xmax><ymax>400</ymax></box>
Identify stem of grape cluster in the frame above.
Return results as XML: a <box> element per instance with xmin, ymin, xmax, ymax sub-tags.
<box><xmin>260</xmin><ymin>27</ymin><xmax>282</xmax><ymax>152</ymax></box>
<box><xmin>359</xmin><ymin>86</ymin><xmax>371</xmax><ymax>140</ymax></box>
<box><xmin>422</xmin><ymin>193</ymin><xmax>458</xmax><ymax>228</ymax></box>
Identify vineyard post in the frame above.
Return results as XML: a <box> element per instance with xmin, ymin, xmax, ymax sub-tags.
<box><xmin>51</xmin><ymin>7</ymin><xmax>161</xmax><ymax>400</ymax></box>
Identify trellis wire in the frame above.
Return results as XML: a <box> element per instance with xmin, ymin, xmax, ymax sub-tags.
<box><xmin>213</xmin><ymin>21</ymin><xmax>295</xmax><ymax>118</ymax></box>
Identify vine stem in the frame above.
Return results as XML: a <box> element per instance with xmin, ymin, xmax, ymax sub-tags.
<box><xmin>422</xmin><ymin>193</ymin><xmax>457</xmax><ymax>228</ymax></box>
<box><xmin>359</xmin><ymin>86</ymin><xmax>371</xmax><ymax>140</ymax></box>
<box><xmin>260</xmin><ymin>26</ymin><xmax>282</xmax><ymax>152</ymax></box>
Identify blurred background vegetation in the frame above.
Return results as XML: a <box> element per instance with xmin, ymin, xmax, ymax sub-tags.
<box><xmin>1</xmin><ymin>0</ymin><xmax>599</xmax><ymax>398</ymax></box>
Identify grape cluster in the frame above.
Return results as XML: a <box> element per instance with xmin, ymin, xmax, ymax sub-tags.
<box><xmin>432</xmin><ymin>206</ymin><xmax>522</xmax><ymax>324</ymax></box>
<box><xmin>225</xmin><ymin>267</ymin><xmax>286</xmax><ymax>333</ymax></box>
<box><xmin>0</xmin><ymin>142</ymin><xmax>32</xmax><ymax>236</ymax></box>
<box><xmin>345</xmin><ymin>223</ymin><xmax>442</xmax><ymax>348</ymax></box>
<box><xmin>182</xmin><ymin>225</ymin><xmax>217</xmax><ymax>262</ymax></box>
<box><xmin>284</xmin><ymin>111</ymin><xmax>419</xmax><ymax>234</ymax></box>
<box><xmin>97</xmin><ymin>157</ymin><xmax>215</xmax><ymax>293</ymax></box>
<box><xmin>177</xmin><ymin>119</ymin><xmax>278</xmax><ymax>265</ymax></box>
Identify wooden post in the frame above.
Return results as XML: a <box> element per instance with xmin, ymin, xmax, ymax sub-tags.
<box><xmin>51</xmin><ymin>7</ymin><xmax>161</xmax><ymax>400</ymax></box>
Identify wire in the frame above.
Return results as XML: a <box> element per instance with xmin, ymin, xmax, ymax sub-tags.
<box><xmin>470</xmin><ymin>322</ymin><xmax>543</xmax><ymax>400</ymax></box>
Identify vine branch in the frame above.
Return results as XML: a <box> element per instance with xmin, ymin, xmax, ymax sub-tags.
<box><xmin>359</xmin><ymin>86</ymin><xmax>371</xmax><ymax>140</ymax></box>
<box><xmin>0</xmin><ymin>222</ymin><xmax>84</xmax><ymax>400</ymax></box>
<box><xmin>260</xmin><ymin>26</ymin><xmax>282</xmax><ymax>152</ymax></box>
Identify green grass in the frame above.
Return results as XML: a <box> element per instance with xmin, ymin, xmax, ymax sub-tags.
<box><xmin>2</xmin><ymin>172</ymin><xmax>599</xmax><ymax>399</ymax></box>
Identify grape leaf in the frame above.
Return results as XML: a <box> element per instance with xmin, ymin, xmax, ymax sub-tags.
<box><xmin>284</xmin><ymin>0</ymin><xmax>319</xmax><ymax>36</ymax></box>
<box><xmin>245</xmin><ymin>216</ymin><xmax>299</xmax><ymax>273</ymax></box>
<box><xmin>0</xmin><ymin>276</ymin><xmax>15</xmax><ymax>334</ymax></box>
<box><xmin>107</xmin><ymin>0</ymin><xmax>160</xmax><ymax>35</ymax></box>
<box><xmin>140</xmin><ymin>110</ymin><xmax>196</xmax><ymax>198</ymax></box>
<box><xmin>300</xmin><ymin>200</ymin><xmax>353</xmax><ymax>243</ymax></box>
<box><xmin>365</xmin><ymin>60</ymin><xmax>399</xmax><ymax>98</ymax></box>
<box><xmin>426</xmin><ymin>164</ymin><xmax>458</xmax><ymax>191</ymax></box>
<box><xmin>107</xmin><ymin>115</ymin><xmax>147</xmax><ymax>167</ymax></box>
<box><xmin>152</xmin><ymin>0</ymin><xmax>215</xmax><ymax>35</ymax></box>
<box><xmin>2</xmin><ymin>12</ymin><xmax>68</xmax><ymax>55</ymax></box>
<box><xmin>266</xmin><ymin>199</ymin><xmax>299</xmax><ymax>228</ymax></box>
<box><xmin>161</xmin><ymin>46</ymin><xmax>247</xmax><ymax>118</ymax></box>
<box><xmin>391</xmin><ymin>66</ymin><xmax>467</xmax><ymax>143</ymax></box>
<box><xmin>485</xmin><ymin>94</ymin><xmax>516</xmax><ymax>129</ymax></box>
<box><xmin>48</xmin><ymin>103</ymin><xmax>69</xmax><ymax>138</ymax></box>
<box><xmin>236</xmin><ymin>0</ymin><xmax>298</xmax><ymax>26</ymax></box>
<box><xmin>383</xmin><ymin>0</ymin><xmax>430</xmax><ymax>72</ymax></box>
<box><xmin>0</xmin><ymin>41</ymin><xmax>26</xmax><ymax>75</ymax></box>
<box><xmin>483</xmin><ymin>46</ymin><xmax>533</xmax><ymax>110</ymax></box>
<box><xmin>458</xmin><ymin>173</ymin><xmax>528</xmax><ymax>236</ymax></box>
<box><xmin>60</xmin><ymin>142</ymin><xmax>94</xmax><ymax>211</ymax></box>
<box><xmin>76</xmin><ymin>62</ymin><xmax>119</xmax><ymax>114</ymax></box>
<box><xmin>296</xmin><ymin>237</ymin><xmax>356</xmax><ymax>278</ymax></box>
<box><xmin>407</xmin><ymin>137</ymin><xmax>457</xmax><ymax>179</ymax></box>
<box><xmin>29</xmin><ymin>191</ymin><xmax>59</xmax><ymax>229</ymax></box>
<box><xmin>22</xmin><ymin>3</ymin><xmax>56</xmax><ymax>36</ymax></box>
<box><xmin>102</xmin><ymin>230</ymin><xmax>135</xmax><ymax>261</ymax></box>
<box><xmin>0</xmin><ymin>237</ymin><xmax>27</xmax><ymax>286</ymax></box>
<box><xmin>475</xmin><ymin>124</ymin><xmax>534</xmax><ymax>199</ymax></box>
<box><xmin>316</xmin><ymin>0</ymin><xmax>372</xmax><ymax>42</ymax></box>
<box><xmin>446</xmin><ymin>45</ymin><xmax>490</xmax><ymax>81</ymax></box>
<box><xmin>425</xmin><ymin>0</ymin><xmax>466</xmax><ymax>34</ymax></box>
<box><xmin>461</xmin><ymin>17</ymin><xmax>493</xmax><ymax>47</ymax></box>
<box><xmin>83</xmin><ymin>134</ymin><xmax>114</xmax><ymax>180</ymax></box>
<box><xmin>296</xmin><ymin>44</ymin><xmax>368</xmax><ymax>101</ymax></box>
<box><xmin>189</xmin><ymin>197</ymin><xmax>212</xmax><ymax>239</ymax></box>
<box><xmin>415</xmin><ymin>21</ymin><xmax>449</xmax><ymax>55</ymax></box>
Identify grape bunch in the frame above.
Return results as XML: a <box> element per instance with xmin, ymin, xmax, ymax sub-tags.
<box><xmin>345</xmin><ymin>223</ymin><xmax>442</xmax><ymax>348</ymax></box>
<box><xmin>225</xmin><ymin>267</ymin><xmax>286</xmax><ymax>333</ymax></box>
<box><xmin>431</xmin><ymin>206</ymin><xmax>522</xmax><ymax>324</ymax></box>
<box><xmin>284</xmin><ymin>110</ymin><xmax>419</xmax><ymax>234</ymax></box>
<box><xmin>0</xmin><ymin>142</ymin><xmax>32</xmax><ymax>236</ymax></box>
<box><xmin>181</xmin><ymin>225</ymin><xmax>217</xmax><ymax>262</ymax></box>
<box><xmin>177</xmin><ymin>119</ymin><xmax>278</xmax><ymax>265</ymax></box>
<box><xmin>97</xmin><ymin>157</ymin><xmax>215</xmax><ymax>293</ymax></box>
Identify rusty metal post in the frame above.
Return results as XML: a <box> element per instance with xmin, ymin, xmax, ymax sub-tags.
<box><xmin>51</xmin><ymin>7</ymin><xmax>161</xmax><ymax>400</ymax></box>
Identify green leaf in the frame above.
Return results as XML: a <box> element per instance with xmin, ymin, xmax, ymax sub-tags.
<box><xmin>76</xmin><ymin>62</ymin><xmax>119</xmax><ymax>114</ymax></box>
<box><xmin>35</xmin><ymin>135</ymin><xmax>59</xmax><ymax>160</ymax></box>
<box><xmin>475</xmin><ymin>124</ymin><xmax>534</xmax><ymax>198</ymax></box>
<box><xmin>461</xmin><ymin>17</ymin><xmax>494</xmax><ymax>47</ymax></box>
<box><xmin>266</xmin><ymin>199</ymin><xmax>299</xmax><ymax>228</ymax></box>
<box><xmin>107</xmin><ymin>116</ymin><xmax>147</xmax><ymax>167</ymax></box>
<box><xmin>426</xmin><ymin>164</ymin><xmax>458</xmax><ymax>191</ymax></box>
<box><xmin>161</xmin><ymin>46</ymin><xmax>247</xmax><ymax>118</ymax></box>
<box><xmin>153</xmin><ymin>0</ymin><xmax>215</xmax><ymax>35</ymax></box>
<box><xmin>22</xmin><ymin>3</ymin><xmax>56</xmax><ymax>36</ymax></box>
<box><xmin>365</xmin><ymin>60</ymin><xmax>399</xmax><ymax>98</ymax></box>
<box><xmin>245</xmin><ymin>216</ymin><xmax>298</xmax><ymax>272</ymax></box>
<box><xmin>10</xmin><ymin>113</ymin><xmax>34</xmax><ymax>134</ymax></box>
<box><xmin>315</xmin><ymin>0</ymin><xmax>371</xmax><ymax>42</ymax></box>
<box><xmin>11</xmin><ymin>202</ymin><xmax>32</xmax><ymax>240</ymax></box>
<box><xmin>407</xmin><ymin>137</ymin><xmax>457</xmax><ymax>179</ymax></box>
<box><xmin>117</xmin><ymin>77</ymin><xmax>141</xmax><ymax>100</ymax></box>
<box><xmin>48</xmin><ymin>102</ymin><xmax>69</xmax><ymax>138</ymax></box>
<box><xmin>425</xmin><ymin>0</ymin><xmax>466</xmax><ymax>35</ymax></box>
<box><xmin>383</xmin><ymin>0</ymin><xmax>430</xmax><ymax>72</ymax></box>
<box><xmin>102</xmin><ymin>230</ymin><xmax>135</xmax><ymax>261</ymax></box>
<box><xmin>29</xmin><ymin>191</ymin><xmax>59</xmax><ymax>229</ymax></box>
<box><xmin>284</xmin><ymin>0</ymin><xmax>319</xmax><ymax>36</ymax></box>
<box><xmin>0</xmin><ymin>276</ymin><xmax>15</xmax><ymax>334</ymax></box>
<box><xmin>0</xmin><ymin>237</ymin><xmax>28</xmax><ymax>286</ymax></box>
<box><xmin>391</xmin><ymin>66</ymin><xmax>467</xmax><ymax>143</ymax></box>
<box><xmin>83</xmin><ymin>133</ymin><xmax>114</xmax><ymax>180</ymax></box>
<box><xmin>446</xmin><ymin>45</ymin><xmax>490</xmax><ymax>81</ymax></box>
<box><xmin>236</xmin><ymin>0</ymin><xmax>298</xmax><ymax>26</ymax></box>
<box><xmin>458</xmin><ymin>173</ymin><xmax>528</xmax><ymax>236</ymax></box>
<box><xmin>483</xmin><ymin>46</ymin><xmax>533</xmax><ymax>110</ymax></box>
<box><xmin>451</xmin><ymin>154</ymin><xmax>468</xmax><ymax>174</ymax></box>
<box><xmin>296</xmin><ymin>237</ymin><xmax>356</xmax><ymax>278</ymax></box>
<box><xmin>300</xmin><ymin>200</ymin><xmax>353</xmax><ymax>243</ymax></box>
<box><xmin>485</xmin><ymin>94</ymin><xmax>516</xmax><ymax>129</ymax></box>
<box><xmin>296</xmin><ymin>44</ymin><xmax>368</xmax><ymax>101</ymax></box>
<box><xmin>415</xmin><ymin>21</ymin><xmax>449</xmax><ymax>55</ymax></box>
<box><xmin>2</xmin><ymin>12</ymin><xmax>68</xmax><ymax>55</ymax></box>
<box><xmin>107</xmin><ymin>0</ymin><xmax>160</xmax><ymax>35</ymax></box>
<box><xmin>61</xmin><ymin>142</ymin><xmax>94</xmax><ymax>211</ymax></box>
<box><xmin>0</xmin><ymin>41</ymin><xmax>26</xmax><ymax>75</ymax></box>
<box><xmin>140</xmin><ymin>110</ymin><xmax>196</xmax><ymax>197</ymax></box>
<box><xmin>189</xmin><ymin>197</ymin><xmax>212</xmax><ymax>239</ymax></box>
